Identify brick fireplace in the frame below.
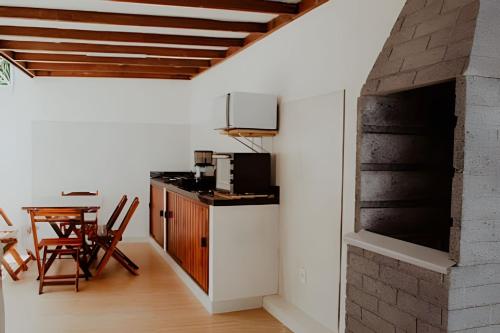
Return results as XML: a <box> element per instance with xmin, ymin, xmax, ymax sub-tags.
<box><xmin>345</xmin><ymin>0</ymin><xmax>500</xmax><ymax>332</ymax></box>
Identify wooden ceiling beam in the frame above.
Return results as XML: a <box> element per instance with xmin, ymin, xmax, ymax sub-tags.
<box><xmin>14</xmin><ymin>52</ymin><xmax>211</xmax><ymax>68</ymax></box>
<box><xmin>0</xmin><ymin>40</ymin><xmax>227</xmax><ymax>59</ymax></box>
<box><xmin>109</xmin><ymin>0</ymin><xmax>299</xmax><ymax>14</ymax></box>
<box><xmin>34</xmin><ymin>70</ymin><xmax>192</xmax><ymax>80</ymax></box>
<box><xmin>0</xmin><ymin>6</ymin><xmax>267</xmax><ymax>33</ymax></box>
<box><xmin>0</xmin><ymin>25</ymin><xmax>244</xmax><ymax>47</ymax></box>
<box><xmin>26</xmin><ymin>62</ymin><xmax>200</xmax><ymax>74</ymax></box>
<box><xmin>267</xmin><ymin>14</ymin><xmax>295</xmax><ymax>30</ymax></box>
<box><xmin>0</xmin><ymin>50</ymin><xmax>34</xmax><ymax>77</ymax></box>
<box><xmin>299</xmin><ymin>0</ymin><xmax>329</xmax><ymax>12</ymax></box>
<box><xmin>0</xmin><ymin>1</ymin><xmax>330</xmax><ymax>80</ymax></box>
<box><xmin>201</xmin><ymin>0</ymin><xmax>329</xmax><ymax>77</ymax></box>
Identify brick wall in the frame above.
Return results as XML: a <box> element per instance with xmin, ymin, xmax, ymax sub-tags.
<box><xmin>351</xmin><ymin>0</ymin><xmax>500</xmax><ymax>331</ymax></box>
<box><xmin>362</xmin><ymin>0</ymin><xmax>479</xmax><ymax>95</ymax></box>
<box><xmin>467</xmin><ymin>0</ymin><xmax>500</xmax><ymax>78</ymax></box>
<box><xmin>345</xmin><ymin>246</ymin><xmax>448</xmax><ymax>333</ymax></box>
<box><xmin>445</xmin><ymin>75</ymin><xmax>500</xmax><ymax>331</ymax></box>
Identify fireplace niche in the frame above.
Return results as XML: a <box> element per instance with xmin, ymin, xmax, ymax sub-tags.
<box><xmin>358</xmin><ymin>80</ymin><xmax>456</xmax><ymax>252</ymax></box>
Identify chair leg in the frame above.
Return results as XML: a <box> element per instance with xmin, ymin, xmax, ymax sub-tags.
<box><xmin>75</xmin><ymin>248</ymin><xmax>80</xmax><ymax>292</ymax></box>
<box><xmin>111</xmin><ymin>251</ymin><xmax>139</xmax><ymax>276</ymax></box>
<box><xmin>0</xmin><ymin>258</ymin><xmax>18</xmax><ymax>281</ymax></box>
<box><xmin>87</xmin><ymin>244</ymin><xmax>101</xmax><ymax>266</ymax></box>
<box><xmin>9</xmin><ymin>248</ymin><xmax>27</xmax><ymax>271</ymax></box>
<box><xmin>114</xmin><ymin>248</ymin><xmax>139</xmax><ymax>270</ymax></box>
<box><xmin>21</xmin><ymin>251</ymin><xmax>34</xmax><ymax>272</ymax></box>
<box><xmin>95</xmin><ymin>244</ymin><xmax>115</xmax><ymax>278</ymax></box>
<box><xmin>28</xmin><ymin>250</ymin><xmax>36</xmax><ymax>261</ymax></box>
<box><xmin>39</xmin><ymin>246</ymin><xmax>47</xmax><ymax>295</ymax></box>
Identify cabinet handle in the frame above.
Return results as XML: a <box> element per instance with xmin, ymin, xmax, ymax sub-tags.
<box><xmin>201</xmin><ymin>237</ymin><xmax>208</xmax><ymax>248</ymax></box>
<box><xmin>160</xmin><ymin>210</ymin><xmax>164</xmax><ymax>217</ymax></box>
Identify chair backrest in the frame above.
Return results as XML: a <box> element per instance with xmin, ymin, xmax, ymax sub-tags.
<box><xmin>30</xmin><ymin>208</ymin><xmax>85</xmax><ymax>223</ymax></box>
<box><xmin>0</xmin><ymin>208</ymin><xmax>13</xmax><ymax>227</ymax></box>
<box><xmin>61</xmin><ymin>191</ymin><xmax>99</xmax><ymax>197</ymax></box>
<box><xmin>106</xmin><ymin>195</ymin><xmax>128</xmax><ymax>231</ymax></box>
<box><xmin>111</xmin><ymin>198</ymin><xmax>140</xmax><ymax>243</ymax></box>
<box><xmin>29</xmin><ymin>208</ymin><xmax>85</xmax><ymax>247</ymax></box>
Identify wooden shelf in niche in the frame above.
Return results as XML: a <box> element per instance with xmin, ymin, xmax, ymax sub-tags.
<box><xmin>219</xmin><ymin>128</ymin><xmax>278</xmax><ymax>138</ymax></box>
<box><xmin>361</xmin><ymin>163</ymin><xmax>424</xmax><ymax>172</ymax></box>
<box><xmin>362</xmin><ymin>125</ymin><xmax>428</xmax><ymax>135</ymax></box>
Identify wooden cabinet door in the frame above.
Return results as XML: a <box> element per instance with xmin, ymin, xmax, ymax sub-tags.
<box><xmin>167</xmin><ymin>192</ymin><xmax>183</xmax><ymax>263</ymax></box>
<box><xmin>150</xmin><ymin>185</ymin><xmax>165</xmax><ymax>248</ymax></box>
<box><xmin>190</xmin><ymin>202</ymin><xmax>209</xmax><ymax>293</ymax></box>
<box><xmin>167</xmin><ymin>191</ymin><xmax>209</xmax><ymax>293</ymax></box>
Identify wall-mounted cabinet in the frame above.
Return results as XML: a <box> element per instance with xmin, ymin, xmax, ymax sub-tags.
<box><xmin>213</xmin><ymin>92</ymin><xmax>278</xmax><ymax>131</ymax></box>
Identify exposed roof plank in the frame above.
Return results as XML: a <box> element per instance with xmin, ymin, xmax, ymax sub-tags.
<box><xmin>14</xmin><ymin>52</ymin><xmax>211</xmax><ymax>68</ymax></box>
<box><xmin>109</xmin><ymin>0</ymin><xmax>299</xmax><ymax>14</ymax></box>
<box><xmin>0</xmin><ymin>50</ymin><xmax>35</xmax><ymax>77</ymax></box>
<box><xmin>267</xmin><ymin>14</ymin><xmax>295</xmax><ymax>30</ymax></box>
<box><xmin>299</xmin><ymin>0</ymin><xmax>328</xmax><ymax>12</ymax></box>
<box><xmin>26</xmin><ymin>62</ymin><xmax>200</xmax><ymax>74</ymax></box>
<box><xmin>0</xmin><ymin>1</ymin><xmax>330</xmax><ymax>81</ymax></box>
<box><xmin>204</xmin><ymin>0</ymin><xmax>329</xmax><ymax>75</ymax></box>
<box><xmin>0</xmin><ymin>26</ymin><xmax>244</xmax><ymax>48</ymax></box>
<box><xmin>34</xmin><ymin>70</ymin><xmax>192</xmax><ymax>80</ymax></box>
<box><xmin>0</xmin><ymin>40</ymin><xmax>227</xmax><ymax>58</ymax></box>
<box><xmin>0</xmin><ymin>6</ymin><xmax>267</xmax><ymax>33</ymax></box>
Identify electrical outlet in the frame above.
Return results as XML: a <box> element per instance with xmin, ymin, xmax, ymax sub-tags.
<box><xmin>299</xmin><ymin>267</ymin><xmax>307</xmax><ymax>285</ymax></box>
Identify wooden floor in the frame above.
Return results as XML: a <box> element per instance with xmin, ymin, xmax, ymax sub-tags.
<box><xmin>3</xmin><ymin>242</ymin><xmax>291</xmax><ymax>333</ymax></box>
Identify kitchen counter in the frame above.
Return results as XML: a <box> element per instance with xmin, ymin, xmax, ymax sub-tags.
<box><xmin>150</xmin><ymin>172</ymin><xmax>280</xmax><ymax>313</ymax></box>
<box><xmin>150</xmin><ymin>177</ymin><xmax>279</xmax><ymax>207</ymax></box>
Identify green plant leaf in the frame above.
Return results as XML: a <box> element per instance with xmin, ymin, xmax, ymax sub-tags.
<box><xmin>0</xmin><ymin>58</ymin><xmax>12</xmax><ymax>85</ymax></box>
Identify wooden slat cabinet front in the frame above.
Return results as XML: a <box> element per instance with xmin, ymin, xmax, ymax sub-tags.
<box><xmin>166</xmin><ymin>191</ymin><xmax>209</xmax><ymax>293</ymax></box>
<box><xmin>150</xmin><ymin>184</ymin><xmax>165</xmax><ymax>248</ymax></box>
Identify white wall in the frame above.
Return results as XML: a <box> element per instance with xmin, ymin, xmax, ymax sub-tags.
<box><xmin>188</xmin><ymin>0</ymin><xmax>405</xmax><ymax>331</ymax></box>
<box><xmin>0</xmin><ymin>0</ymin><xmax>405</xmax><ymax>330</ymax></box>
<box><xmin>31</xmin><ymin>121</ymin><xmax>190</xmax><ymax>238</ymax></box>
<box><xmin>0</xmin><ymin>70</ymin><xmax>192</xmax><ymax>241</ymax></box>
<box><xmin>275</xmin><ymin>92</ymin><xmax>345</xmax><ymax>329</ymax></box>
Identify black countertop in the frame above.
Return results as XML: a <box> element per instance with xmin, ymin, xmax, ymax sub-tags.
<box><xmin>150</xmin><ymin>172</ymin><xmax>279</xmax><ymax>207</ymax></box>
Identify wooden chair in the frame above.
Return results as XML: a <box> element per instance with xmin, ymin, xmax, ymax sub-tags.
<box><xmin>95</xmin><ymin>198</ymin><xmax>140</xmax><ymax>277</ymax></box>
<box><xmin>60</xmin><ymin>190</ymin><xmax>100</xmax><ymax>240</ymax></box>
<box><xmin>29</xmin><ymin>208</ymin><xmax>84</xmax><ymax>294</ymax></box>
<box><xmin>88</xmin><ymin>195</ymin><xmax>128</xmax><ymax>266</ymax></box>
<box><xmin>0</xmin><ymin>209</ymin><xmax>34</xmax><ymax>281</ymax></box>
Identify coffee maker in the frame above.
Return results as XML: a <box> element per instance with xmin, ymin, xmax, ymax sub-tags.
<box><xmin>193</xmin><ymin>150</ymin><xmax>215</xmax><ymax>181</ymax></box>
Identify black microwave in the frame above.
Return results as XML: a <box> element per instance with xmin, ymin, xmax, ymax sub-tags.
<box><xmin>214</xmin><ymin>153</ymin><xmax>271</xmax><ymax>195</ymax></box>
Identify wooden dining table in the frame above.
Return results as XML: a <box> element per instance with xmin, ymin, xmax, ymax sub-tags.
<box><xmin>22</xmin><ymin>196</ymin><xmax>102</xmax><ymax>279</ymax></box>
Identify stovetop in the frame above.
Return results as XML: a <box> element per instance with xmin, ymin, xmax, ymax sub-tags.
<box><xmin>150</xmin><ymin>171</ymin><xmax>215</xmax><ymax>194</ymax></box>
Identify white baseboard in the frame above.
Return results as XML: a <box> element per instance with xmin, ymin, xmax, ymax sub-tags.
<box><xmin>211</xmin><ymin>297</ymin><xmax>263</xmax><ymax>314</ymax></box>
<box><xmin>264</xmin><ymin>295</ymin><xmax>337</xmax><ymax>333</ymax></box>
<box><xmin>148</xmin><ymin>238</ymin><xmax>335</xmax><ymax>332</ymax></box>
